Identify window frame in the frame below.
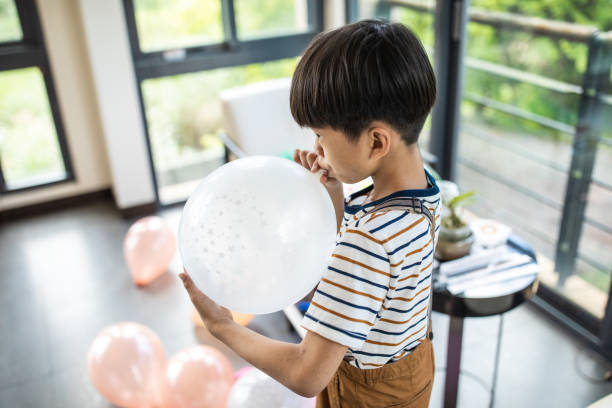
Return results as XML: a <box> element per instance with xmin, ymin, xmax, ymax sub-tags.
<box><xmin>0</xmin><ymin>0</ymin><xmax>74</xmax><ymax>194</ymax></box>
<box><xmin>123</xmin><ymin>0</ymin><xmax>324</xmax><ymax>205</ymax></box>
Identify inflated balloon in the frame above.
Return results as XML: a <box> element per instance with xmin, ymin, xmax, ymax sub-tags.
<box><xmin>179</xmin><ymin>156</ymin><xmax>336</xmax><ymax>314</ymax></box>
<box><xmin>227</xmin><ymin>368</ymin><xmax>315</xmax><ymax>408</ymax></box>
<box><xmin>124</xmin><ymin>216</ymin><xmax>176</xmax><ymax>286</ymax></box>
<box><xmin>191</xmin><ymin>307</ymin><xmax>254</xmax><ymax>328</ymax></box>
<box><xmin>164</xmin><ymin>345</ymin><xmax>234</xmax><ymax>408</ymax></box>
<box><xmin>87</xmin><ymin>322</ymin><xmax>166</xmax><ymax>408</ymax></box>
<box><xmin>234</xmin><ymin>366</ymin><xmax>253</xmax><ymax>381</ymax></box>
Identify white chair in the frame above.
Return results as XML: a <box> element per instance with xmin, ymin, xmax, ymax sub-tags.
<box><xmin>219</xmin><ymin>77</ymin><xmax>315</xmax><ymax>161</ymax></box>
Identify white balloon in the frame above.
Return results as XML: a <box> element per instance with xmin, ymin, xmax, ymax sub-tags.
<box><xmin>179</xmin><ymin>156</ymin><xmax>336</xmax><ymax>314</ymax></box>
<box><xmin>227</xmin><ymin>368</ymin><xmax>315</xmax><ymax>408</ymax></box>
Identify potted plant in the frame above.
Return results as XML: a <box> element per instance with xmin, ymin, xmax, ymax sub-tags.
<box><xmin>435</xmin><ymin>181</ymin><xmax>476</xmax><ymax>261</ymax></box>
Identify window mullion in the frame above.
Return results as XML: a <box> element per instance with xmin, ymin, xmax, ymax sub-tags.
<box><xmin>13</xmin><ymin>0</ymin><xmax>41</xmax><ymax>45</ymax></box>
<box><xmin>0</xmin><ymin>45</ymin><xmax>45</xmax><ymax>71</ymax></box>
<box><xmin>221</xmin><ymin>0</ymin><xmax>238</xmax><ymax>47</ymax></box>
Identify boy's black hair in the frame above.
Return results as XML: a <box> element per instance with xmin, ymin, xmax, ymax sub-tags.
<box><xmin>290</xmin><ymin>19</ymin><xmax>436</xmax><ymax>145</ymax></box>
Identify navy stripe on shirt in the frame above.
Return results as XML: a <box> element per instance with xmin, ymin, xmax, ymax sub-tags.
<box><xmin>369</xmin><ymin>211</ymin><xmax>409</xmax><ymax>234</ymax></box>
<box><xmin>370</xmin><ymin>314</ymin><xmax>428</xmax><ymax>336</ymax></box>
<box><xmin>383</xmin><ymin>296</ymin><xmax>429</xmax><ymax>314</ymax></box>
<box><xmin>387</xmin><ymin>228</ymin><xmax>430</xmax><ymax>256</ymax></box>
<box><xmin>304</xmin><ymin>313</ymin><xmax>367</xmax><ymax>340</ymax></box>
<box><xmin>337</xmin><ymin>242</ymin><xmax>389</xmax><ymax>263</ymax></box>
<box><xmin>315</xmin><ymin>289</ymin><xmax>379</xmax><ymax>315</ymax></box>
<box><xmin>328</xmin><ymin>266</ymin><xmax>390</xmax><ymax>290</ymax></box>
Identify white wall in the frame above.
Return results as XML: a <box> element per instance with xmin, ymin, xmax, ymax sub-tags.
<box><xmin>0</xmin><ymin>0</ymin><xmax>112</xmax><ymax>211</ymax></box>
<box><xmin>78</xmin><ymin>0</ymin><xmax>155</xmax><ymax>209</ymax></box>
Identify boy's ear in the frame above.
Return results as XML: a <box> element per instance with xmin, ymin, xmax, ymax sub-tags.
<box><xmin>367</xmin><ymin>125</ymin><xmax>392</xmax><ymax>160</ymax></box>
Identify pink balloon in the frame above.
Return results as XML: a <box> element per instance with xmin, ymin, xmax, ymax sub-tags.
<box><xmin>87</xmin><ymin>322</ymin><xmax>166</xmax><ymax>408</ymax></box>
<box><xmin>124</xmin><ymin>216</ymin><xmax>176</xmax><ymax>286</ymax></box>
<box><xmin>164</xmin><ymin>345</ymin><xmax>234</xmax><ymax>408</ymax></box>
<box><xmin>234</xmin><ymin>366</ymin><xmax>253</xmax><ymax>382</ymax></box>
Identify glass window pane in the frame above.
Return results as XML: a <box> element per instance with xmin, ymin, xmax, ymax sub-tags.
<box><xmin>141</xmin><ymin>58</ymin><xmax>298</xmax><ymax>204</ymax></box>
<box><xmin>0</xmin><ymin>67</ymin><xmax>66</xmax><ymax>190</ymax></box>
<box><xmin>0</xmin><ymin>0</ymin><xmax>22</xmax><ymax>42</ymax></box>
<box><xmin>235</xmin><ymin>0</ymin><xmax>309</xmax><ymax>40</ymax></box>
<box><xmin>457</xmin><ymin>2</ymin><xmax>612</xmax><ymax>321</ymax></box>
<box><xmin>133</xmin><ymin>0</ymin><xmax>223</xmax><ymax>52</ymax></box>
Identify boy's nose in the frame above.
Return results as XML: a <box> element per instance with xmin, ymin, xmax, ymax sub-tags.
<box><xmin>314</xmin><ymin>138</ymin><xmax>324</xmax><ymax>157</ymax></box>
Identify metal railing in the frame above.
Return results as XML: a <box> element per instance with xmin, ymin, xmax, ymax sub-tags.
<box><xmin>382</xmin><ymin>0</ymin><xmax>612</xmax><ymax>284</ymax></box>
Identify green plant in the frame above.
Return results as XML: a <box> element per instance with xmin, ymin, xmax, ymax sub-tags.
<box><xmin>442</xmin><ymin>191</ymin><xmax>476</xmax><ymax>229</ymax></box>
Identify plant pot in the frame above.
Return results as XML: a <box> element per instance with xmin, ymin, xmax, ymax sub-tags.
<box><xmin>435</xmin><ymin>224</ymin><xmax>475</xmax><ymax>261</ymax></box>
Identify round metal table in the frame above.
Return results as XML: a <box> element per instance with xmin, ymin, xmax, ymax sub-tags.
<box><xmin>432</xmin><ymin>234</ymin><xmax>540</xmax><ymax>408</ymax></box>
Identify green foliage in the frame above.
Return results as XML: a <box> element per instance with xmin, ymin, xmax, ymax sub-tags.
<box><xmin>133</xmin><ymin>0</ymin><xmax>223</xmax><ymax>51</ymax></box>
<box><xmin>448</xmin><ymin>191</ymin><xmax>476</xmax><ymax>210</ymax></box>
<box><xmin>442</xmin><ymin>191</ymin><xmax>476</xmax><ymax>229</ymax></box>
<box><xmin>0</xmin><ymin>67</ymin><xmax>63</xmax><ymax>183</ymax></box>
<box><xmin>0</xmin><ymin>0</ymin><xmax>21</xmax><ymax>42</ymax></box>
<box><xmin>235</xmin><ymin>0</ymin><xmax>304</xmax><ymax>39</ymax></box>
<box><xmin>142</xmin><ymin>58</ymin><xmax>298</xmax><ymax>170</ymax></box>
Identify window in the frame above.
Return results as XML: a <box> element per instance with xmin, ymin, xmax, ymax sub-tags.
<box><xmin>346</xmin><ymin>0</ymin><xmax>437</xmax><ymax>159</ymax></box>
<box><xmin>348</xmin><ymin>0</ymin><xmax>612</xmax><ymax>357</ymax></box>
<box><xmin>0</xmin><ymin>0</ymin><xmax>72</xmax><ymax>194</ymax></box>
<box><xmin>455</xmin><ymin>1</ymin><xmax>612</xmax><ymax>330</ymax></box>
<box><xmin>124</xmin><ymin>0</ymin><xmax>323</xmax><ymax>205</ymax></box>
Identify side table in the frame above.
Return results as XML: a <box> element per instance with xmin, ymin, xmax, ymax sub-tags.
<box><xmin>432</xmin><ymin>234</ymin><xmax>540</xmax><ymax>408</ymax></box>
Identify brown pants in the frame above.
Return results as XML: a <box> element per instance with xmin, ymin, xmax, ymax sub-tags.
<box><xmin>316</xmin><ymin>338</ymin><xmax>434</xmax><ymax>408</ymax></box>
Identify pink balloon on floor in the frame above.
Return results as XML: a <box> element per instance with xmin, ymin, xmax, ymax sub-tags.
<box><xmin>87</xmin><ymin>322</ymin><xmax>166</xmax><ymax>408</ymax></box>
<box><xmin>164</xmin><ymin>345</ymin><xmax>234</xmax><ymax>408</ymax></box>
<box><xmin>124</xmin><ymin>216</ymin><xmax>176</xmax><ymax>286</ymax></box>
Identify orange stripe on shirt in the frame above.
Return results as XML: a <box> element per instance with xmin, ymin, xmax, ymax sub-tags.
<box><xmin>365</xmin><ymin>211</ymin><xmax>388</xmax><ymax>224</ymax></box>
<box><xmin>360</xmin><ymin>361</ymin><xmax>385</xmax><ymax>367</ymax></box>
<box><xmin>321</xmin><ymin>278</ymin><xmax>384</xmax><ymax>302</ymax></box>
<box><xmin>381</xmin><ymin>216</ymin><xmax>425</xmax><ymax>243</ymax></box>
<box><xmin>393</xmin><ymin>338</ymin><xmax>424</xmax><ymax>361</ymax></box>
<box><xmin>345</xmin><ymin>229</ymin><xmax>382</xmax><ymax>245</ymax></box>
<box><xmin>420</xmin><ymin>260</ymin><xmax>433</xmax><ymax>272</ymax></box>
<box><xmin>332</xmin><ymin>254</ymin><xmax>391</xmax><ymax>278</ymax></box>
<box><xmin>379</xmin><ymin>305</ymin><xmax>428</xmax><ymax>325</ymax></box>
<box><xmin>389</xmin><ymin>238</ymin><xmax>433</xmax><ymax>267</ymax></box>
<box><xmin>383</xmin><ymin>286</ymin><xmax>430</xmax><ymax>306</ymax></box>
<box><xmin>397</xmin><ymin>273</ymin><xmax>419</xmax><ymax>283</ymax></box>
<box><xmin>310</xmin><ymin>301</ymin><xmax>374</xmax><ymax>326</ymax></box>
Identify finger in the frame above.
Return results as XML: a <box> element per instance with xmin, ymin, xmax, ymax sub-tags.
<box><xmin>179</xmin><ymin>272</ymin><xmax>200</xmax><ymax>295</ymax></box>
<box><xmin>319</xmin><ymin>169</ymin><xmax>329</xmax><ymax>183</ymax></box>
<box><xmin>306</xmin><ymin>152</ymin><xmax>318</xmax><ymax>169</ymax></box>
<box><xmin>293</xmin><ymin>149</ymin><xmax>300</xmax><ymax>163</ymax></box>
<box><xmin>299</xmin><ymin>150</ymin><xmax>310</xmax><ymax>169</ymax></box>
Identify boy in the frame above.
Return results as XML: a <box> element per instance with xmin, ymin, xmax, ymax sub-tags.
<box><xmin>179</xmin><ymin>19</ymin><xmax>440</xmax><ymax>407</ymax></box>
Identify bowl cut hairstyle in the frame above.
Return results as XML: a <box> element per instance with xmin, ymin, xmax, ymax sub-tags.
<box><xmin>290</xmin><ymin>19</ymin><xmax>436</xmax><ymax>145</ymax></box>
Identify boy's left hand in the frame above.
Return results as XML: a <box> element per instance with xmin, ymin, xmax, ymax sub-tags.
<box><xmin>179</xmin><ymin>269</ymin><xmax>233</xmax><ymax>331</ymax></box>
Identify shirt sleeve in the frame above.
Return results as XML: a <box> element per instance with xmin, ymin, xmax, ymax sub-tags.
<box><xmin>301</xmin><ymin>224</ymin><xmax>391</xmax><ymax>349</ymax></box>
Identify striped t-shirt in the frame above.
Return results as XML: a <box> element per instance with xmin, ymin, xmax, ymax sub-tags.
<box><xmin>301</xmin><ymin>169</ymin><xmax>441</xmax><ymax>369</ymax></box>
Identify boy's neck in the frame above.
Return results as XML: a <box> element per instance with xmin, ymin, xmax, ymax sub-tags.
<box><xmin>368</xmin><ymin>142</ymin><xmax>428</xmax><ymax>202</ymax></box>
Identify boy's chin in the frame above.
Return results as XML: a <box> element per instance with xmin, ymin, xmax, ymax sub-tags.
<box><xmin>338</xmin><ymin>175</ymin><xmax>362</xmax><ymax>185</ymax></box>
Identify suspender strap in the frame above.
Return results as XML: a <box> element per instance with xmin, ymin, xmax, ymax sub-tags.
<box><xmin>364</xmin><ymin>198</ymin><xmax>437</xmax><ymax>340</ymax></box>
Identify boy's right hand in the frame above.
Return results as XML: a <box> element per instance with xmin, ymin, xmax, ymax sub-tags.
<box><xmin>294</xmin><ymin>149</ymin><xmax>345</xmax><ymax>231</ymax></box>
<box><xmin>293</xmin><ymin>149</ymin><xmax>340</xmax><ymax>188</ymax></box>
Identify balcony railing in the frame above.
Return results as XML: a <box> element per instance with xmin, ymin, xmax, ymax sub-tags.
<box><xmin>381</xmin><ymin>0</ymin><xmax>612</xmax><ymax>295</ymax></box>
